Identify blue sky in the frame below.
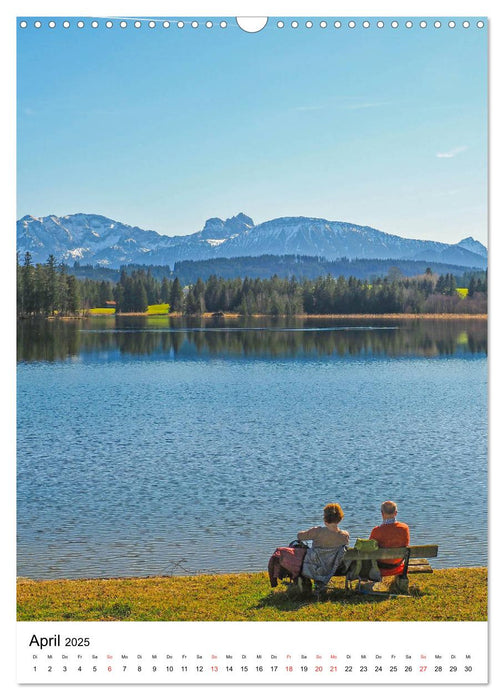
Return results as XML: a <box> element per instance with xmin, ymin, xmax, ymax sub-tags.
<box><xmin>17</xmin><ymin>17</ymin><xmax>487</xmax><ymax>244</ymax></box>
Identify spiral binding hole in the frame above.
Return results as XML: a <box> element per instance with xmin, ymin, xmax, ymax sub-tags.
<box><xmin>18</xmin><ymin>17</ymin><xmax>486</xmax><ymax>32</ymax></box>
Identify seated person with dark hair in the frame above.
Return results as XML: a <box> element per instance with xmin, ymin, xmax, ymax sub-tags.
<box><xmin>298</xmin><ymin>503</ymin><xmax>350</xmax><ymax>549</ymax></box>
<box><xmin>370</xmin><ymin>500</ymin><xmax>410</xmax><ymax>577</ymax></box>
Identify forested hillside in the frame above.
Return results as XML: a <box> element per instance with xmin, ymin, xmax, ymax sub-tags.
<box><xmin>17</xmin><ymin>252</ymin><xmax>487</xmax><ymax>317</ymax></box>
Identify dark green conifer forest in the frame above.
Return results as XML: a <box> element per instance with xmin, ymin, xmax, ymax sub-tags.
<box><xmin>17</xmin><ymin>253</ymin><xmax>487</xmax><ymax>317</ymax></box>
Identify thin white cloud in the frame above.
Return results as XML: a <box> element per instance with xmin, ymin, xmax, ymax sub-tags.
<box><xmin>436</xmin><ymin>146</ymin><xmax>468</xmax><ymax>159</ymax></box>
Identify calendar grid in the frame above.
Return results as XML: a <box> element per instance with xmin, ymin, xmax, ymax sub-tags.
<box><xmin>17</xmin><ymin>621</ymin><xmax>488</xmax><ymax>684</ymax></box>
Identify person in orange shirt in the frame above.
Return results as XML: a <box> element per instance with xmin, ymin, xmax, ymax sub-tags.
<box><xmin>370</xmin><ymin>500</ymin><xmax>410</xmax><ymax>577</ymax></box>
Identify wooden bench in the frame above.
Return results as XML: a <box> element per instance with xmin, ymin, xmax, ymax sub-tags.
<box><xmin>340</xmin><ymin>544</ymin><xmax>439</xmax><ymax>592</ymax></box>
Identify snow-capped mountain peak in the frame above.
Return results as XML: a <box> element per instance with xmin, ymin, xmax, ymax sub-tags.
<box><xmin>201</xmin><ymin>213</ymin><xmax>254</xmax><ymax>238</ymax></box>
<box><xmin>16</xmin><ymin>212</ymin><xmax>488</xmax><ymax>270</ymax></box>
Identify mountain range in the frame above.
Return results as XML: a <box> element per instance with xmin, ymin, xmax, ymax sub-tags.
<box><xmin>17</xmin><ymin>212</ymin><xmax>488</xmax><ymax>270</ymax></box>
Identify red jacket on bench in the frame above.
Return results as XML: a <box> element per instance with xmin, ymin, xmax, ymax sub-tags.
<box><xmin>369</xmin><ymin>521</ymin><xmax>410</xmax><ymax>576</ymax></box>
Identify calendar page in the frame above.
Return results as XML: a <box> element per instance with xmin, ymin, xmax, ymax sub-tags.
<box><xmin>12</xmin><ymin>0</ymin><xmax>492</xmax><ymax>691</ymax></box>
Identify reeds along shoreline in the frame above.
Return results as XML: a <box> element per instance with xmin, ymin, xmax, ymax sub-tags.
<box><xmin>58</xmin><ymin>312</ymin><xmax>488</xmax><ymax>320</ymax></box>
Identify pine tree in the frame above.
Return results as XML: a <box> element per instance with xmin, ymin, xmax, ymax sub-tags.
<box><xmin>193</xmin><ymin>278</ymin><xmax>206</xmax><ymax>314</ymax></box>
<box><xmin>170</xmin><ymin>277</ymin><xmax>184</xmax><ymax>313</ymax></box>
<box><xmin>204</xmin><ymin>275</ymin><xmax>220</xmax><ymax>312</ymax></box>
<box><xmin>66</xmin><ymin>275</ymin><xmax>80</xmax><ymax>314</ymax></box>
<box><xmin>21</xmin><ymin>251</ymin><xmax>35</xmax><ymax>315</ymax></box>
<box><xmin>160</xmin><ymin>277</ymin><xmax>171</xmax><ymax>304</ymax></box>
<box><xmin>17</xmin><ymin>252</ymin><xmax>24</xmax><ymax>315</ymax></box>
<box><xmin>56</xmin><ymin>263</ymin><xmax>68</xmax><ymax>316</ymax></box>
<box><xmin>133</xmin><ymin>277</ymin><xmax>148</xmax><ymax>312</ymax></box>
<box><xmin>44</xmin><ymin>254</ymin><xmax>59</xmax><ymax>315</ymax></box>
<box><xmin>184</xmin><ymin>287</ymin><xmax>198</xmax><ymax>314</ymax></box>
<box><xmin>435</xmin><ymin>274</ymin><xmax>446</xmax><ymax>294</ymax></box>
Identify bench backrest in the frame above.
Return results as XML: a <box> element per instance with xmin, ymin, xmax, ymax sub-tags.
<box><xmin>343</xmin><ymin>544</ymin><xmax>438</xmax><ymax>562</ymax></box>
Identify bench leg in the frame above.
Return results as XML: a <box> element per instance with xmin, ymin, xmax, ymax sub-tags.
<box><xmin>394</xmin><ymin>575</ymin><xmax>409</xmax><ymax>594</ymax></box>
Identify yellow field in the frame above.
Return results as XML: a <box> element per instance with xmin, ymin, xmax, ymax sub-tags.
<box><xmin>88</xmin><ymin>308</ymin><xmax>116</xmax><ymax>315</ymax></box>
<box><xmin>147</xmin><ymin>303</ymin><xmax>170</xmax><ymax>315</ymax></box>
<box><xmin>456</xmin><ymin>288</ymin><xmax>469</xmax><ymax>298</ymax></box>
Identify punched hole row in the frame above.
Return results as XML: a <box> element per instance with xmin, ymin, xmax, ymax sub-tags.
<box><xmin>20</xmin><ymin>19</ymin><xmax>485</xmax><ymax>30</ymax></box>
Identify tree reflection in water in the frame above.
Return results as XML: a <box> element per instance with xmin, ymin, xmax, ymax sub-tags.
<box><xmin>17</xmin><ymin>316</ymin><xmax>487</xmax><ymax>363</ymax></box>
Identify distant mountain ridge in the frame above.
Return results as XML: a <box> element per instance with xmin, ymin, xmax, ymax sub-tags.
<box><xmin>17</xmin><ymin>212</ymin><xmax>487</xmax><ymax>269</ymax></box>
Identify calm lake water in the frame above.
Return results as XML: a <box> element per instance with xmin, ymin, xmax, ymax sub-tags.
<box><xmin>17</xmin><ymin>317</ymin><xmax>487</xmax><ymax>579</ymax></box>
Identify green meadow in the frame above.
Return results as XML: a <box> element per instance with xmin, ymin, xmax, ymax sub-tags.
<box><xmin>17</xmin><ymin>568</ymin><xmax>487</xmax><ymax>622</ymax></box>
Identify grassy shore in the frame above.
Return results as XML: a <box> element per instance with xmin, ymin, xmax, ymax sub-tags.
<box><xmin>88</xmin><ymin>312</ymin><xmax>486</xmax><ymax>319</ymax></box>
<box><xmin>17</xmin><ymin>567</ymin><xmax>487</xmax><ymax>622</ymax></box>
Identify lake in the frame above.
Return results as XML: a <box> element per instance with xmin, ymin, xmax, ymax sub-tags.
<box><xmin>17</xmin><ymin>316</ymin><xmax>487</xmax><ymax>579</ymax></box>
